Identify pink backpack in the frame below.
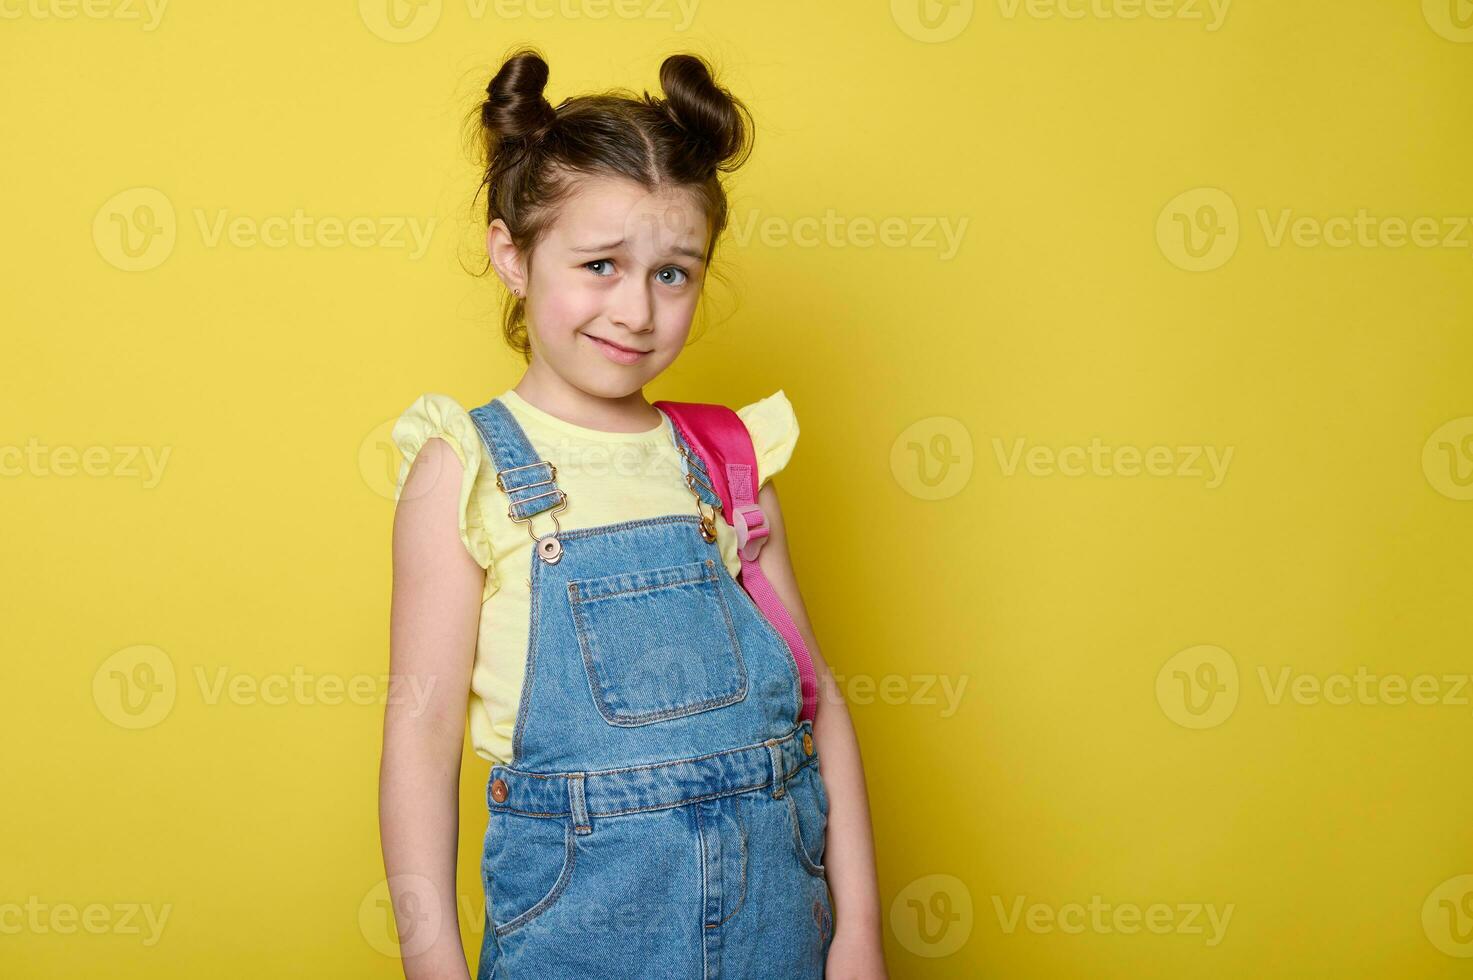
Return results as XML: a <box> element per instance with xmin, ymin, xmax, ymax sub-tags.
<box><xmin>654</xmin><ymin>399</ymin><xmax>820</xmax><ymax>725</ymax></box>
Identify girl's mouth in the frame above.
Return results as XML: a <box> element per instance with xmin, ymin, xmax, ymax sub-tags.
<box><xmin>584</xmin><ymin>333</ymin><xmax>651</xmax><ymax>365</ymax></box>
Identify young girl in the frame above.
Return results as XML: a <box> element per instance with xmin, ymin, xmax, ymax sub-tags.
<box><xmin>381</xmin><ymin>48</ymin><xmax>887</xmax><ymax>980</ymax></box>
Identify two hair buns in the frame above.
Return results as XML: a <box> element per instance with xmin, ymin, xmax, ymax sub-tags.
<box><xmin>481</xmin><ymin>48</ymin><xmax>748</xmax><ymax>175</ymax></box>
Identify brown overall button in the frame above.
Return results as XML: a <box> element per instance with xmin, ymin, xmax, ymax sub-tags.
<box><xmin>490</xmin><ymin>778</ymin><xmax>508</xmax><ymax>803</ymax></box>
<box><xmin>802</xmin><ymin>733</ymin><xmax>814</xmax><ymax>756</ymax></box>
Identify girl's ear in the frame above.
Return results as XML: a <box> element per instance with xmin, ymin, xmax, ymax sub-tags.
<box><xmin>486</xmin><ymin>219</ymin><xmax>527</xmax><ymax>295</ymax></box>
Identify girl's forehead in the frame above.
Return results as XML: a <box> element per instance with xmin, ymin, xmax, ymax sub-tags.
<box><xmin>546</xmin><ymin>180</ymin><xmax>709</xmax><ymax>254</ymax></box>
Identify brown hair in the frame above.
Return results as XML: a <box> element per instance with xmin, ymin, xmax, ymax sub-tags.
<box><xmin>466</xmin><ymin>47</ymin><xmax>754</xmax><ymax>361</ymax></box>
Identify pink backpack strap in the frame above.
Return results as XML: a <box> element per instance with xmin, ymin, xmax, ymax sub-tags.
<box><xmin>654</xmin><ymin>399</ymin><xmax>819</xmax><ymax>725</ymax></box>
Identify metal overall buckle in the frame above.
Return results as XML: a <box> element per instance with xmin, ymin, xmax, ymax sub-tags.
<box><xmin>496</xmin><ymin>460</ymin><xmax>568</xmax><ymax>564</ymax></box>
<box><xmin>677</xmin><ymin>444</ymin><xmax>721</xmax><ymax>543</ymax></box>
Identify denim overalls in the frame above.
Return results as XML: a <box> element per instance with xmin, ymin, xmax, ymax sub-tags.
<box><xmin>467</xmin><ymin>397</ymin><xmax>834</xmax><ymax>979</ymax></box>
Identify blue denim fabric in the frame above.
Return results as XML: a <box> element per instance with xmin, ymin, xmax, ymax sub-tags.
<box><xmin>467</xmin><ymin>398</ymin><xmax>834</xmax><ymax>979</ymax></box>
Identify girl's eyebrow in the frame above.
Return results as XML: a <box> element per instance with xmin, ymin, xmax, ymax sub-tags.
<box><xmin>571</xmin><ymin>238</ymin><xmax>706</xmax><ymax>262</ymax></box>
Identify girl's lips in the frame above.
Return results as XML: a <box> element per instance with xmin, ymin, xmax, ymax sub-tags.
<box><xmin>584</xmin><ymin>333</ymin><xmax>650</xmax><ymax>365</ymax></box>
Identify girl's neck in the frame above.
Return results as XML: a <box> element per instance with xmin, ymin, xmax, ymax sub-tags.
<box><xmin>512</xmin><ymin>369</ymin><xmax>663</xmax><ymax>435</ymax></box>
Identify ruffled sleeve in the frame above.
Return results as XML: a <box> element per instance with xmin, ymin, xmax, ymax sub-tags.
<box><xmin>736</xmin><ymin>389</ymin><xmax>800</xmax><ymax>490</ymax></box>
<box><xmin>391</xmin><ymin>393</ymin><xmax>496</xmax><ymax>579</ymax></box>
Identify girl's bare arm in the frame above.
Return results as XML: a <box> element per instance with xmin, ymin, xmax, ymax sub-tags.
<box><xmin>381</xmin><ymin>437</ymin><xmax>484</xmax><ymax>979</ymax></box>
<box><xmin>754</xmin><ymin>480</ymin><xmax>888</xmax><ymax>975</ymax></box>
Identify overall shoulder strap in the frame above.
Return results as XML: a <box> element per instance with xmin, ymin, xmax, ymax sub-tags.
<box><xmin>653</xmin><ymin>399</ymin><xmax>820</xmax><ymax>724</ymax></box>
<box><xmin>654</xmin><ymin>401</ymin><xmax>755</xmax><ymax>541</ymax></box>
<box><xmin>467</xmin><ymin>397</ymin><xmax>568</xmax><ymax>522</ymax></box>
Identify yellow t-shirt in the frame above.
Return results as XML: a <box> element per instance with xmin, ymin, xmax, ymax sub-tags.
<box><xmin>390</xmin><ymin>388</ymin><xmax>800</xmax><ymax>766</ymax></box>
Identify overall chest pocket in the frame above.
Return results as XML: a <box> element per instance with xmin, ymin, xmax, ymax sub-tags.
<box><xmin>567</xmin><ymin>558</ymin><xmax>749</xmax><ymax>726</ymax></box>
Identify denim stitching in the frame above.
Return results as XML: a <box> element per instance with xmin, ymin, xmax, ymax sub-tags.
<box><xmin>566</xmin><ymin>561</ymin><xmax>715</xmax><ymax>603</ymax></box>
<box><xmin>708</xmin><ymin>795</ymin><xmax>749</xmax><ymax>928</ymax></box>
<box><xmin>488</xmin><ymin>780</ymin><xmax>764</xmax><ymax>819</ymax></box>
<box><xmin>510</xmin><ymin>550</ymin><xmax>543</xmax><ymax>764</ymax></box>
<box><xmin>710</xmin><ymin>561</ymin><xmax>751</xmax><ymax>701</ymax></box>
<box><xmin>568</xmin><ymin>774</ymin><xmax>590</xmax><ymax>834</ymax></box>
<box><xmin>695</xmin><ymin>802</ymin><xmax>711</xmax><ymax>931</ymax></box>
<box><xmin>784</xmin><ymin>786</ymin><xmax>826</xmax><ymax>878</ymax></box>
<box><xmin>493</xmin><ymin>754</ymin><xmax>817</xmax><ymax>816</ymax></box>
<box><xmin>470</xmin><ymin>400</ymin><xmax>567</xmax><ymax>521</ymax></box>
<box><xmin>490</xmin><ymin>772</ymin><xmax>814</xmax><ymax>819</ymax></box>
<box><xmin>491</xmin><ymin>818</ymin><xmax>578</xmax><ymax>937</ymax></box>
<box><xmin>554</xmin><ymin>514</ymin><xmax>703</xmax><ymax>539</ymax></box>
<box><xmin>717</xmin><ymin>557</ymin><xmax>803</xmax><ymax>721</ymax></box>
<box><xmin>493</xmin><ymin>726</ymin><xmax>812</xmax><ymax>779</ymax></box>
<box><xmin>568</xmin><ymin>562</ymin><xmax>748</xmax><ymax>726</ymax></box>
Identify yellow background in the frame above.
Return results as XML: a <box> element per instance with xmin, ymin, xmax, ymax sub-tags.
<box><xmin>4</xmin><ymin>0</ymin><xmax>1472</xmax><ymax>976</ymax></box>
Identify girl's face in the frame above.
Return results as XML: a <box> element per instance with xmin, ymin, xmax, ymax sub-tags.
<box><xmin>490</xmin><ymin>174</ymin><xmax>710</xmax><ymax>401</ymax></box>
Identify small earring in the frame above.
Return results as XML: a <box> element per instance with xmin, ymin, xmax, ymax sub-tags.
<box><xmin>513</xmin><ymin>287</ymin><xmax>522</xmax><ymax>297</ymax></box>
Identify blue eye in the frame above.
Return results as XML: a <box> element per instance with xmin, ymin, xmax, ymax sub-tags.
<box><xmin>583</xmin><ymin>260</ymin><xmax>690</xmax><ymax>285</ymax></box>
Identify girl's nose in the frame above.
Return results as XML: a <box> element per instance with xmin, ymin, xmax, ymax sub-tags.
<box><xmin>607</xmin><ymin>278</ymin><xmax>655</xmax><ymax>333</ymax></box>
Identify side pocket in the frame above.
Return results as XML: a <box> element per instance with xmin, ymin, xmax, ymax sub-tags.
<box><xmin>784</xmin><ymin>763</ymin><xmax>829</xmax><ymax>877</ymax></box>
<box><xmin>483</xmin><ymin>809</ymin><xmax>577</xmax><ymax>937</ymax></box>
